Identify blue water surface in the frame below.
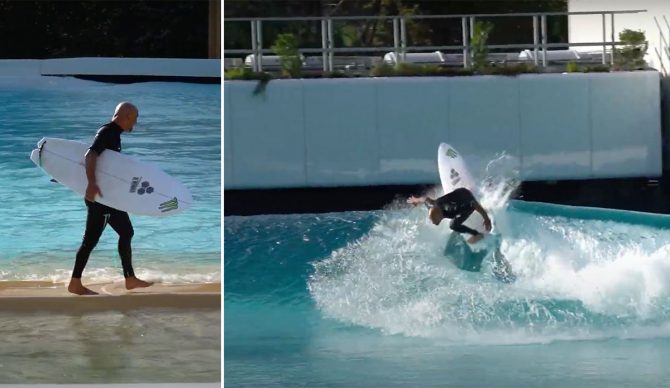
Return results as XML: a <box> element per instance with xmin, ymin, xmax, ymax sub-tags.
<box><xmin>0</xmin><ymin>77</ymin><xmax>220</xmax><ymax>283</ymax></box>
<box><xmin>225</xmin><ymin>196</ymin><xmax>670</xmax><ymax>387</ymax></box>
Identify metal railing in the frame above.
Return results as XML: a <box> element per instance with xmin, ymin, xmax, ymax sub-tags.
<box><xmin>654</xmin><ymin>16</ymin><xmax>670</xmax><ymax>76</ymax></box>
<box><xmin>224</xmin><ymin>9</ymin><xmax>646</xmax><ymax>72</ymax></box>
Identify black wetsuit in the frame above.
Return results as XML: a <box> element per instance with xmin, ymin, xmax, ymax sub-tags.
<box><xmin>426</xmin><ymin>187</ymin><xmax>481</xmax><ymax>236</ymax></box>
<box><xmin>72</xmin><ymin>122</ymin><xmax>135</xmax><ymax>279</ymax></box>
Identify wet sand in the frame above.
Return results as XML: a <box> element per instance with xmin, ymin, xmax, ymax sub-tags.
<box><xmin>0</xmin><ymin>281</ymin><xmax>221</xmax><ymax>313</ymax></box>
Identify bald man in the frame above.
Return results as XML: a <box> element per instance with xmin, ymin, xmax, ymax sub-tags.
<box><xmin>68</xmin><ymin>102</ymin><xmax>153</xmax><ymax>295</ymax></box>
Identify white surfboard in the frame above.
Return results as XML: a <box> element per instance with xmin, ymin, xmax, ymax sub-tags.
<box><xmin>437</xmin><ymin>142</ymin><xmax>487</xmax><ymax>240</ymax></box>
<box><xmin>30</xmin><ymin>137</ymin><xmax>192</xmax><ymax>217</ymax></box>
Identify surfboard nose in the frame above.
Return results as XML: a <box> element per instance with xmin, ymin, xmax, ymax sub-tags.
<box><xmin>30</xmin><ymin>138</ymin><xmax>48</xmax><ymax>167</ymax></box>
<box><xmin>36</xmin><ymin>137</ymin><xmax>47</xmax><ymax>149</ymax></box>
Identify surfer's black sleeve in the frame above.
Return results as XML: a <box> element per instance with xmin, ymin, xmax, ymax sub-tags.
<box><xmin>89</xmin><ymin>129</ymin><xmax>112</xmax><ymax>155</ymax></box>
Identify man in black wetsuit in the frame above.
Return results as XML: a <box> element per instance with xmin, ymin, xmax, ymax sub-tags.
<box><xmin>67</xmin><ymin>102</ymin><xmax>154</xmax><ymax>295</ymax></box>
<box><xmin>407</xmin><ymin>187</ymin><xmax>492</xmax><ymax>244</ymax></box>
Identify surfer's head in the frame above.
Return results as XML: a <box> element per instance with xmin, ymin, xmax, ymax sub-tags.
<box><xmin>428</xmin><ymin>207</ymin><xmax>444</xmax><ymax>225</ymax></box>
<box><xmin>113</xmin><ymin>102</ymin><xmax>139</xmax><ymax>132</ymax></box>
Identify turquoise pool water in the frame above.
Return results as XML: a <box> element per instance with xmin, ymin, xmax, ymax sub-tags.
<box><xmin>0</xmin><ymin>77</ymin><xmax>220</xmax><ymax>283</ymax></box>
<box><xmin>225</xmin><ymin>182</ymin><xmax>670</xmax><ymax>386</ymax></box>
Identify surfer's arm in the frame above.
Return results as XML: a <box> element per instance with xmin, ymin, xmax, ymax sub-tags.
<box><xmin>407</xmin><ymin>195</ymin><xmax>436</xmax><ymax>208</ymax></box>
<box><xmin>84</xmin><ymin>150</ymin><xmax>102</xmax><ymax>200</ymax></box>
<box><xmin>472</xmin><ymin>200</ymin><xmax>492</xmax><ymax>231</ymax></box>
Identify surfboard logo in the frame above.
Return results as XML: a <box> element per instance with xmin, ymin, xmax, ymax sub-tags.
<box><xmin>446</xmin><ymin>148</ymin><xmax>458</xmax><ymax>158</ymax></box>
<box><xmin>450</xmin><ymin>168</ymin><xmax>461</xmax><ymax>185</ymax></box>
<box><xmin>130</xmin><ymin>177</ymin><xmax>154</xmax><ymax>195</ymax></box>
<box><xmin>159</xmin><ymin>197</ymin><xmax>179</xmax><ymax>212</ymax></box>
<box><xmin>129</xmin><ymin>177</ymin><xmax>142</xmax><ymax>193</ymax></box>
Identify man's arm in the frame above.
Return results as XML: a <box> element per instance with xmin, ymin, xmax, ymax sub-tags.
<box><xmin>407</xmin><ymin>195</ymin><xmax>436</xmax><ymax>208</ymax></box>
<box><xmin>472</xmin><ymin>200</ymin><xmax>492</xmax><ymax>231</ymax></box>
<box><xmin>84</xmin><ymin>150</ymin><xmax>103</xmax><ymax>201</ymax></box>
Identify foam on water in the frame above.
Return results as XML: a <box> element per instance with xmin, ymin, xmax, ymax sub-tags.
<box><xmin>308</xmin><ymin>158</ymin><xmax>670</xmax><ymax>345</ymax></box>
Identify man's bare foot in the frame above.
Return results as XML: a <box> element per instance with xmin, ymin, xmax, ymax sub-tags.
<box><xmin>68</xmin><ymin>278</ymin><xmax>99</xmax><ymax>296</ymax></box>
<box><xmin>467</xmin><ymin>234</ymin><xmax>484</xmax><ymax>244</ymax></box>
<box><xmin>125</xmin><ymin>276</ymin><xmax>154</xmax><ymax>290</ymax></box>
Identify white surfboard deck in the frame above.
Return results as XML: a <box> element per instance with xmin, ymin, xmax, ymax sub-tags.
<box><xmin>437</xmin><ymin>142</ymin><xmax>488</xmax><ymax>243</ymax></box>
<box><xmin>30</xmin><ymin>137</ymin><xmax>192</xmax><ymax>217</ymax></box>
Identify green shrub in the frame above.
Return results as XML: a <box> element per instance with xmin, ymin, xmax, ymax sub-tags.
<box><xmin>370</xmin><ymin>63</ymin><xmax>397</xmax><ymax>77</ymax></box>
<box><xmin>224</xmin><ymin>67</ymin><xmax>254</xmax><ymax>80</ymax></box>
<box><xmin>614</xmin><ymin>29</ymin><xmax>647</xmax><ymax>70</ymax></box>
<box><xmin>271</xmin><ymin>33</ymin><xmax>303</xmax><ymax>78</ymax></box>
<box><xmin>371</xmin><ymin>62</ymin><xmax>475</xmax><ymax>77</ymax></box>
<box><xmin>566</xmin><ymin>62</ymin><xmax>579</xmax><ymax>73</ymax></box>
<box><xmin>471</xmin><ymin>21</ymin><xmax>494</xmax><ymax>71</ymax></box>
<box><xmin>583</xmin><ymin>64</ymin><xmax>610</xmax><ymax>73</ymax></box>
<box><xmin>484</xmin><ymin>63</ymin><xmax>539</xmax><ymax>76</ymax></box>
<box><xmin>436</xmin><ymin>67</ymin><xmax>475</xmax><ymax>77</ymax></box>
<box><xmin>395</xmin><ymin>63</ymin><xmax>425</xmax><ymax>76</ymax></box>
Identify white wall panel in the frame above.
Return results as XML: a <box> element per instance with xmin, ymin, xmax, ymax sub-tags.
<box><xmin>224</xmin><ymin>72</ymin><xmax>662</xmax><ymax>189</ymax></box>
<box><xmin>449</xmin><ymin>76</ymin><xmax>521</xmax><ymax>180</ymax></box>
<box><xmin>520</xmin><ymin>74</ymin><xmax>591</xmax><ymax>180</ymax></box>
<box><xmin>227</xmin><ymin>80</ymin><xmax>306</xmax><ymax>188</ymax></box>
<box><xmin>591</xmin><ymin>72</ymin><xmax>662</xmax><ymax>177</ymax></box>
<box><xmin>303</xmin><ymin>78</ymin><xmax>378</xmax><ymax>186</ymax></box>
<box><xmin>376</xmin><ymin>77</ymin><xmax>449</xmax><ymax>184</ymax></box>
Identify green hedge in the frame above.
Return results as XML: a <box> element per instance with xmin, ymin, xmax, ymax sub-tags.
<box><xmin>224</xmin><ymin>62</ymin><xmax>624</xmax><ymax>84</ymax></box>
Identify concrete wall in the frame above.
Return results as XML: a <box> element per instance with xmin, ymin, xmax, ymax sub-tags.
<box><xmin>662</xmin><ymin>77</ymin><xmax>670</xmax><ymax>170</ymax></box>
<box><xmin>224</xmin><ymin>72</ymin><xmax>662</xmax><ymax>190</ymax></box>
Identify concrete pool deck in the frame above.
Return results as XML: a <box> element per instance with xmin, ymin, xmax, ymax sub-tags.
<box><xmin>0</xmin><ymin>281</ymin><xmax>220</xmax><ymax>313</ymax></box>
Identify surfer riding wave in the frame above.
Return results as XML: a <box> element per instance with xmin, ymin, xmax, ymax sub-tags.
<box><xmin>407</xmin><ymin>187</ymin><xmax>492</xmax><ymax>244</ymax></box>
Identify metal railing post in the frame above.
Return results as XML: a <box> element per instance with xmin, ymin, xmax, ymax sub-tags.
<box><xmin>250</xmin><ymin>20</ymin><xmax>258</xmax><ymax>71</ymax></box>
<box><xmin>256</xmin><ymin>20</ymin><xmax>263</xmax><ymax>72</ymax></box>
<box><xmin>664</xmin><ymin>16</ymin><xmax>670</xmax><ymax>66</ymax></box>
<box><xmin>610</xmin><ymin>12</ymin><xmax>616</xmax><ymax>65</ymax></box>
<box><xmin>655</xmin><ymin>47</ymin><xmax>667</xmax><ymax>75</ymax></box>
<box><xmin>462</xmin><ymin>17</ymin><xmax>469</xmax><ymax>68</ymax></box>
<box><xmin>400</xmin><ymin>16</ymin><xmax>407</xmax><ymax>63</ymax></box>
<box><xmin>321</xmin><ymin>18</ymin><xmax>328</xmax><ymax>72</ymax></box>
<box><xmin>533</xmin><ymin>15</ymin><xmax>539</xmax><ymax>66</ymax></box>
<box><xmin>655</xmin><ymin>16</ymin><xmax>670</xmax><ymax>75</ymax></box>
<box><xmin>601</xmin><ymin>13</ymin><xmax>607</xmax><ymax>65</ymax></box>
<box><xmin>393</xmin><ymin>17</ymin><xmax>400</xmax><ymax>64</ymax></box>
<box><xmin>541</xmin><ymin>14</ymin><xmax>547</xmax><ymax>67</ymax></box>
<box><xmin>327</xmin><ymin>17</ymin><xmax>334</xmax><ymax>72</ymax></box>
<box><xmin>469</xmin><ymin>16</ymin><xmax>475</xmax><ymax>39</ymax></box>
<box><xmin>470</xmin><ymin>16</ymin><xmax>475</xmax><ymax>66</ymax></box>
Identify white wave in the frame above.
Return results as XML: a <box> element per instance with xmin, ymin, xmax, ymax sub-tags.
<box><xmin>0</xmin><ymin>265</ymin><xmax>220</xmax><ymax>284</ymax></box>
<box><xmin>309</xmin><ymin>161</ymin><xmax>670</xmax><ymax>345</ymax></box>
